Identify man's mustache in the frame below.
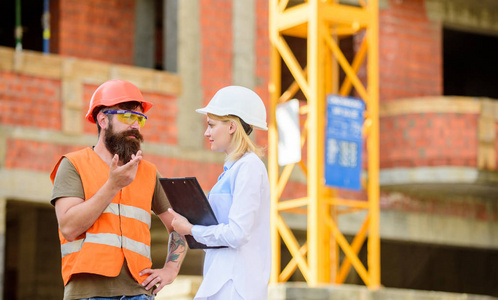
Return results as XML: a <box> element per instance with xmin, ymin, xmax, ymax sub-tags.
<box><xmin>122</xmin><ymin>129</ymin><xmax>144</xmax><ymax>142</ymax></box>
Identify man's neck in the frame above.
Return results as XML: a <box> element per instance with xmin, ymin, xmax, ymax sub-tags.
<box><xmin>93</xmin><ymin>142</ymin><xmax>117</xmax><ymax>166</ymax></box>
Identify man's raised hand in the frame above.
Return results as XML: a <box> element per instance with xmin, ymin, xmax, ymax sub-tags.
<box><xmin>108</xmin><ymin>150</ymin><xmax>143</xmax><ymax>190</ymax></box>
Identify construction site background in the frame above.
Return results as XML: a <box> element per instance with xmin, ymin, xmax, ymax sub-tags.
<box><xmin>0</xmin><ymin>0</ymin><xmax>496</xmax><ymax>299</ymax></box>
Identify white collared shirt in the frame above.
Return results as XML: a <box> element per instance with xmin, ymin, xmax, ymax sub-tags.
<box><xmin>191</xmin><ymin>152</ymin><xmax>271</xmax><ymax>300</ymax></box>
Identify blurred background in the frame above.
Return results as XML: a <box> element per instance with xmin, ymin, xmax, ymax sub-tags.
<box><xmin>0</xmin><ymin>0</ymin><xmax>497</xmax><ymax>299</ymax></box>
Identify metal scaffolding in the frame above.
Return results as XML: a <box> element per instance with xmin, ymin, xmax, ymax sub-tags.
<box><xmin>268</xmin><ymin>0</ymin><xmax>380</xmax><ymax>287</ymax></box>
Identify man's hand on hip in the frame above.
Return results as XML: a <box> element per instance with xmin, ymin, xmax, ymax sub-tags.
<box><xmin>139</xmin><ymin>265</ymin><xmax>178</xmax><ymax>295</ymax></box>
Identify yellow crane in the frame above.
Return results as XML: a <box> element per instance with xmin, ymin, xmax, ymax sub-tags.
<box><xmin>268</xmin><ymin>0</ymin><xmax>380</xmax><ymax>287</ymax></box>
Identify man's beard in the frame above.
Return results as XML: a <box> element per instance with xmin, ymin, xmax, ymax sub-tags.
<box><xmin>104</xmin><ymin>122</ymin><xmax>144</xmax><ymax>164</ymax></box>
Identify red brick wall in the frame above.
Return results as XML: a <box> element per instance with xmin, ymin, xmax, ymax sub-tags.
<box><xmin>255</xmin><ymin>0</ymin><xmax>270</xmax><ymax>149</ymax></box>
<box><xmin>5</xmin><ymin>140</ymin><xmax>79</xmax><ymax>172</ymax></box>
<box><xmin>200</xmin><ymin>0</ymin><xmax>233</xmax><ymax>105</ymax></box>
<box><xmin>379</xmin><ymin>0</ymin><xmax>442</xmax><ymax>101</ymax></box>
<box><xmin>0</xmin><ymin>72</ymin><xmax>61</xmax><ymax>130</ymax></box>
<box><xmin>144</xmin><ymin>92</ymin><xmax>178</xmax><ymax>145</ymax></box>
<box><xmin>199</xmin><ymin>0</ymin><xmax>233</xmax><ymax>150</ymax></box>
<box><xmin>54</xmin><ymin>0</ymin><xmax>135</xmax><ymax>65</ymax></box>
<box><xmin>380</xmin><ymin>113</ymin><xmax>479</xmax><ymax>168</ymax></box>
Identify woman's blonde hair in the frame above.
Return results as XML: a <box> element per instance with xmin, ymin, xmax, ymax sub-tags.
<box><xmin>208</xmin><ymin>113</ymin><xmax>264</xmax><ymax>161</ymax></box>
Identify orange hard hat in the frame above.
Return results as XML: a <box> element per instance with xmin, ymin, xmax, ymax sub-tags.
<box><xmin>85</xmin><ymin>79</ymin><xmax>153</xmax><ymax>123</ymax></box>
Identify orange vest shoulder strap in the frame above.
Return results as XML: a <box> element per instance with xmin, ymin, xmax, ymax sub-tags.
<box><xmin>50</xmin><ymin>148</ymin><xmax>93</xmax><ymax>184</ymax></box>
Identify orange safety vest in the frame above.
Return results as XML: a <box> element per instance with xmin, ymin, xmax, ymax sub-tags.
<box><xmin>50</xmin><ymin>147</ymin><xmax>156</xmax><ymax>286</ymax></box>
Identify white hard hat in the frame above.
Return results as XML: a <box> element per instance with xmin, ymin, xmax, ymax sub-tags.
<box><xmin>196</xmin><ymin>86</ymin><xmax>268</xmax><ymax>130</ymax></box>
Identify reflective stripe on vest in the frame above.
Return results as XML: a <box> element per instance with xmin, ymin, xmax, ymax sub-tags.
<box><xmin>103</xmin><ymin>203</ymin><xmax>152</xmax><ymax>228</ymax></box>
<box><xmin>61</xmin><ymin>232</ymin><xmax>152</xmax><ymax>260</ymax></box>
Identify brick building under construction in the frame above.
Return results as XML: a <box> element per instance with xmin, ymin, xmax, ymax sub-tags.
<box><xmin>0</xmin><ymin>0</ymin><xmax>497</xmax><ymax>299</ymax></box>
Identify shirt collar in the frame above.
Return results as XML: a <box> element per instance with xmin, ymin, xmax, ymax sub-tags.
<box><xmin>223</xmin><ymin>159</ymin><xmax>236</xmax><ymax>172</ymax></box>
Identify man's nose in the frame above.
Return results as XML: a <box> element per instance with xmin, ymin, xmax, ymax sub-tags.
<box><xmin>130</xmin><ymin>120</ymin><xmax>141</xmax><ymax>130</ymax></box>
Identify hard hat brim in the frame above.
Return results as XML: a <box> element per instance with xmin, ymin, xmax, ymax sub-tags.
<box><xmin>196</xmin><ymin>107</ymin><xmax>268</xmax><ymax>131</ymax></box>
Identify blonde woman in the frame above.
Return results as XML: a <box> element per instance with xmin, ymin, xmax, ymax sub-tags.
<box><xmin>169</xmin><ymin>86</ymin><xmax>271</xmax><ymax>300</ymax></box>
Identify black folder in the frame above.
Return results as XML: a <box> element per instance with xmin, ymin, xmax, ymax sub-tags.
<box><xmin>159</xmin><ymin>177</ymin><xmax>227</xmax><ymax>249</ymax></box>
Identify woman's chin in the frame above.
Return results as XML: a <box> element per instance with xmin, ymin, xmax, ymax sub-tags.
<box><xmin>211</xmin><ymin>146</ymin><xmax>225</xmax><ymax>153</ymax></box>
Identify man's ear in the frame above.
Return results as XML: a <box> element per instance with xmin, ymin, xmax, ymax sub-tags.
<box><xmin>97</xmin><ymin>112</ymin><xmax>108</xmax><ymax>129</ymax></box>
<box><xmin>228</xmin><ymin>120</ymin><xmax>237</xmax><ymax>134</ymax></box>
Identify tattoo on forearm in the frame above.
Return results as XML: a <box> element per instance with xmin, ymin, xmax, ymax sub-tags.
<box><xmin>166</xmin><ymin>231</ymin><xmax>187</xmax><ymax>266</ymax></box>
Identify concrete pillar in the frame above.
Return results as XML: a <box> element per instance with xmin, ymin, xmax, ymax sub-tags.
<box><xmin>232</xmin><ymin>0</ymin><xmax>256</xmax><ymax>89</ymax></box>
<box><xmin>176</xmin><ymin>0</ymin><xmax>204</xmax><ymax>149</ymax></box>
<box><xmin>134</xmin><ymin>0</ymin><xmax>156</xmax><ymax>69</ymax></box>
<box><xmin>426</xmin><ymin>0</ymin><xmax>498</xmax><ymax>34</ymax></box>
<box><xmin>164</xmin><ymin>0</ymin><xmax>178</xmax><ymax>73</ymax></box>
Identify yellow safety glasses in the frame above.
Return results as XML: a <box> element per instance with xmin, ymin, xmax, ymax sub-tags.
<box><xmin>103</xmin><ymin>111</ymin><xmax>148</xmax><ymax>127</ymax></box>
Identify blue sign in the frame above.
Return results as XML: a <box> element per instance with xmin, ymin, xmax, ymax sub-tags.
<box><xmin>324</xmin><ymin>95</ymin><xmax>364</xmax><ymax>190</ymax></box>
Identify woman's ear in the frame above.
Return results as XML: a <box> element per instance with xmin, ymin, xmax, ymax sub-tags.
<box><xmin>228</xmin><ymin>120</ymin><xmax>237</xmax><ymax>134</ymax></box>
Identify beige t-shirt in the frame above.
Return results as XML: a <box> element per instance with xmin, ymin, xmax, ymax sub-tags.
<box><xmin>51</xmin><ymin>158</ymin><xmax>170</xmax><ymax>300</ymax></box>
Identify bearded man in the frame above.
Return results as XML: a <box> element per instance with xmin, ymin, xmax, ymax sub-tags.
<box><xmin>50</xmin><ymin>79</ymin><xmax>187</xmax><ymax>300</ymax></box>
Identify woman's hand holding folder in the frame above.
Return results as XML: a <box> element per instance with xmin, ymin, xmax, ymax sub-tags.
<box><xmin>168</xmin><ymin>208</ymin><xmax>193</xmax><ymax>236</ymax></box>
